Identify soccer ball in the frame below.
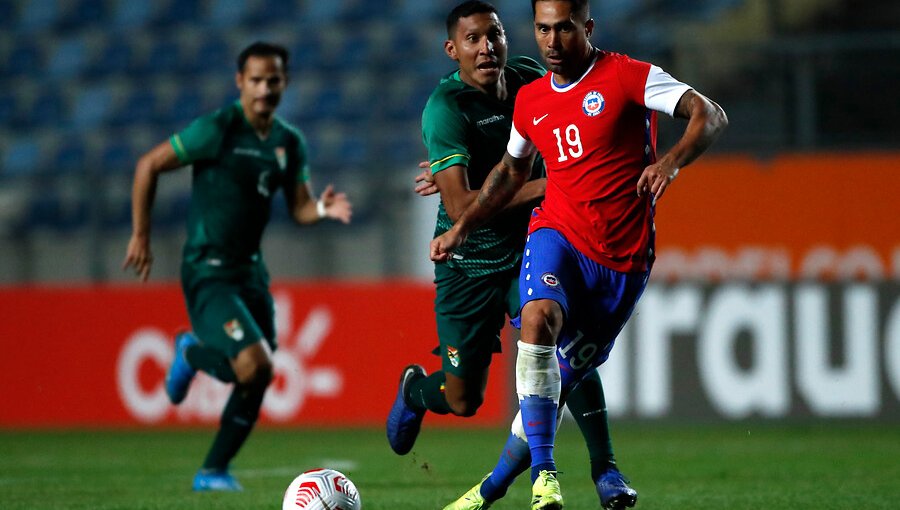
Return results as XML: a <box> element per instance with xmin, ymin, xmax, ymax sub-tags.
<box><xmin>282</xmin><ymin>468</ymin><xmax>361</xmax><ymax>510</ymax></box>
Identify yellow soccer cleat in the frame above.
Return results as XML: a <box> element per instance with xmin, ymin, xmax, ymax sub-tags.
<box><xmin>443</xmin><ymin>473</ymin><xmax>493</xmax><ymax>510</ymax></box>
<box><xmin>531</xmin><ymin>470</ymin><xmax>563</xmax><ymax>510</ymax></box>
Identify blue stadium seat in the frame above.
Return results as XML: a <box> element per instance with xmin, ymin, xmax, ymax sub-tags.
<box><xmin>111</xmin><ymin>88</ymin><xmax>159</xmax><ymax>128</ymax></box>
<box><xmin>0</xmin><ymin>0</ymin><xmax>17</xmax><ymax>30</ymax></box>
<box><xmin>110</xmin><ymin>0</ymin><xmax>154</xmax><ymax>30</ymax></box>
<box><xmin>89</xmin><ymin>37</ymin><xmax>136</xmax><ymax>77</ymax></box>
<box><xmin>0</xmin><ymin>92</ymin><xmax>18</xmax><ymax>126</ymax></box>
<box><xmin>246</xmin><ymin>0</ymin><xmax>298</xmax><ymax>26</ymax></box>
<box><xmin>71</xmin><ymin>85</ymin><xmax>113</xmax><ymax>129</ymax></box>
<box><xmin>3</xmin><ymin>139</ymin><xmax>42</xmax><ymax>176</ymax></box>
<box><xmin>46</xmin><ymin>37</ymin><xmax>88</xmax><ymax>80</ymax></box>
<box><xmin>58</xmin><ymin>0</ymin><xmax>109</xmax><ymax>30</ymax></box>
<box><xmin>207</xmin><ymin>0</ymin><xmax>249</xmax><ymax>28</ymax></box>
<box><xmin>17</xmin><ymin>0</ymin><xmax>59</xmax><ymax>33</ymax></box>
<box><xmin>29</xmin><ymin>87</ymin><xmax>68</xmax><ymax>128</ymax></box>
<box><xmin>152</xmin><ymin>0</ymin><xmax>203</xmax><ymax>26</ymax></box>
<box><xmin>52</xmin><ymin>137</ymin><xmax>88</xmax><ymax>174</ymax></box>
<box><xmin>141</xmin><ymin>38</ymin><xmax>184</xmax><ymax>74</ymax></box>
<box><xmin>192</xmin><ymin>35</ymin><xmax>232</xmax><ymax>73</ymax></box>
<box><xmin>5</xmin><ymin>39</ymin><xmax>44</xmax><ymax>78</ymax></box>
<box><xmin>99</xmin><ymin>138</ymin><xmax>136</xmax><ymax>174</ymax></box>
<box><xmin>166</xmin><ymin>88</ymin><xmax>205</xmax><ymax>126</ymax></box>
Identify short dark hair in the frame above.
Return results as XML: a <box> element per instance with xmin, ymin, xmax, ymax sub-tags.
<box><xmin>531</xmin><ymin>0</ymin><xmax>590</xmax><ymax>21</ymax></box>
<box><xmin>236</xmin><ymin>41</ymin><xmax>289</xmax><ymax>73</ymax></box>
<box><xmin>446</xmin><ymin>0</ymin><xmax>498</xmax><ymax>37</ymax></box>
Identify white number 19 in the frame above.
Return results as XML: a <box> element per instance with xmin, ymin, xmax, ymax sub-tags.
<box><xmin>553</xmin><ymin>124</ymin><xmax>583</xmax><ymax>162</ymax></box>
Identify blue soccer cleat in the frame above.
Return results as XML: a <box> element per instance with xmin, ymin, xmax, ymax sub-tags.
<box><xmin>596</xmin><ymin>467</ymin><xmax>637</xmax><ymax>509</ymax></box>
<box><xmin>192</xmin><ymin>468</ymin><xmax>243</xmax><ymax>492</ymax></box>
<box><xmin>386</xmin><ymin>364</ymin><xmax>427</xmax><ymax>455</ymax></box>
<box><xmin>165</xmin><ymin>331</ymin><xmax>198</xmax><ymax>405</ymax></box>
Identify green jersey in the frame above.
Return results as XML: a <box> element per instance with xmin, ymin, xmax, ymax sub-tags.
<box><xmin>170</xmin><ymin>100</ymin><xmax>309</xmax><ymax>273</ymax></box>
<box><xmin>422</xmin><ymin>56</ymin><xmax>546</xmax><ymax>278</ymax></box>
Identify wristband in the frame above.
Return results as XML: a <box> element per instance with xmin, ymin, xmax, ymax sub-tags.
<box><xmin>316</xmin><ymin>199</ymin><xmax>327</xmax><ymax>219</ymax></box>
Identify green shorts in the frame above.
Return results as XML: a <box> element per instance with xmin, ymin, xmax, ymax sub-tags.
<box><xmin>433</xmin><ymin>263</ymin><xmax>520</xmax><ymax>378</ymax></box>
<box><xmin>181</xmin><ymin>261</ymin><xmax>276</xmax><ymax>359</ymax></box>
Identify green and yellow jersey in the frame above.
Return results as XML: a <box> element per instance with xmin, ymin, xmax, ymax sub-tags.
<box><xmin>422</xmin><ymin>56</ymin><xmax>546</xmax><ymax>278</ymax></box>
<box><xmin>170</xmin><ymin>100</ymin><xmax>309</xmax><ymax>275</ymax></box>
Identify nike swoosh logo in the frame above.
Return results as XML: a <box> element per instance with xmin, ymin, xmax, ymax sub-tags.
<box><xmin>532</xmin><ymin>114</ymin><xmax>549</xmax><ymax>125</ymax></box>
<box><xmin>526</xmin><ymin>420</ymin><xmax>545</xmax><ymax>427</ymax></box>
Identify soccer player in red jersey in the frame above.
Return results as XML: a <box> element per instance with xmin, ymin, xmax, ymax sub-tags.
<box><xmin>434</xmin><ymin>1</ymin><xmax>727</xmax><ymax>508</ymax></box>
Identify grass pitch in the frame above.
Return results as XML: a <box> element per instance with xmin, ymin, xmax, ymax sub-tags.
<box><xmin>1</xmin><ymin>422</ymin><xmax>898</xmax><ymax>509</ymax></box>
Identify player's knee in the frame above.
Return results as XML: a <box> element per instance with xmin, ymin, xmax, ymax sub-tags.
<box><xmin>446</xmin><ymin>393</ymin><xmax>484</xmax><ymax>417</ymax></box>
<box><xmin>235</xmin><ymin>357</ymin><xmax>274</xmax><ymax>387</ymax></box>
<box><xmin>520</xmin><ymin>300</ymin><xmax>563</xmax><ymax>341</ymax></box>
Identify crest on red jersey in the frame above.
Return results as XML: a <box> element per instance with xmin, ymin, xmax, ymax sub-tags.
<box><xmin>582</xmin><ymin>91</ymin><xmax>605</xmax><ymax>117</ymax></box>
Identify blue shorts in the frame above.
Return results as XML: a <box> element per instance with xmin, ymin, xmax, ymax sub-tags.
<box><xmin>511</xmin><ymin>228</ymin><xmax>649</xmax><ymax>387</ymax></box>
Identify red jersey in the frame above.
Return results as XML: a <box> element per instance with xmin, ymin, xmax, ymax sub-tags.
<box><xmin>508</xmin><ymin>51</ymin><xmax>691</xmax><ymax>272</ymax></box>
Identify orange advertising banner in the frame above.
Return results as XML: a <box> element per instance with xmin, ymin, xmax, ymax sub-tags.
<box><xmin>0</xmin><ymin>282</ymin><xmax>512</xmax><ymax>428</ymax></box>
<box><xmin>653</xmin><ymin>152</ymin><xmax>900</xmax><ymax>281</ymax></box>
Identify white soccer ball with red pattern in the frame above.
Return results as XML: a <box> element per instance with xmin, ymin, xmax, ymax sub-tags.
<box><xmin>282</xmin><ymin>468</ymin><xmax>361</xmax><ymax>510</ymax></box>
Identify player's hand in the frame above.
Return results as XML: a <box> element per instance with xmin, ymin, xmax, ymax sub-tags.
<box><xmin>430</xmin><ymin>227</ymin><xmax>466</xmax><ymax>262</ymax></box>
<box><xmin>637</xmin><ymin>161</ymin><xmax>679</xmax><ymax>200</ymax></box>
<box><xmin>319</xmin><ymin>184</ymin><xmax>353</xmax><ymax>224</ymax></box>
<box><xmin>122</xmin><ymin>234</ymin><xmax>153</xmax><ymax>282</ymax></box>
<box><xmin>414</xmin><ymin>162</ymin><xmax>438</xmax><ymax>196</ymax></box>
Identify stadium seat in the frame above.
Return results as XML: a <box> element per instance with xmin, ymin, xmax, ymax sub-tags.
<box><xmin>246</xmin><ymin>0</ymin><xmax>298</xmax><ymax>26</ymax></box>
<box><xmin>0</xmin><ymin>92</ymin><xmax>18</xmax><ymax>126</ymax></box>
<box><xmin>207</xmin><ymin>0</ymin><xmax>249</xmax><ymax>28</ymax></box>
<box><xmin>46</xmin><ymin>37</ymin><xmax>88</xmax><ymax>80</ymax></box>
<box><xmin>17</xmin><ymin>0</ymin><xmax>59</xmax><ymax>33</ymax></box>
<box><xmin>29</xmin><ymin>87</ymin><xmax>68</xmax><ymax>128</ymax></box>
<box><xmin>166</xmin><ymin>88</ymin><xmax>205</xmax><ymax>126</ymax></box>
<box><xmin>5</xmin><ymin>38</ymin><xmax>44</xmax><ymax>78</ymax></box>
<box><xmin>71</xmin><ymin>85</ymin><xmax>114</xmax><ymax>129</ymax></box>
<box><xmin>110</xmin><ymin>0</ymin><xmax>154</xmax><ymax>30</ymax></box>
<box><xmin>152</xmin><ymin>0</ymin><xmax>203</xmax><ymax>26</ymax></box>
<box><xmin>0</xmin><ymin>1</ymin><xmax>17</xmax><ymax>30</ymax></box>
<box><xmin>58</xmin><ymin>0</ymin><xmax>109</xmax><ymax>30</ymax></box>
<box><xmin>52</xmin><ymin>137</ymin><xmax>88</xmax><ymax>174</ymax></box>
<box><xmin>3</xmin><ymin>139</ymin><xmax>42</xmax><ymax>176</ymax></box>
<box><xmin>111</xmin><ymin>87</ymin><xmax>159</xmax><ymax>128</ymax></box>
<box><xmin>88</xmin><ymin>36</ymin><xmax>137</xmax><ymax>77</ymax></box>
<box><xmin>99</xmin><ymin>138</ymin><xmax>137</xmax><ymax>174</ymax></box>
<box><xmin>192</xmin><ymin>34</ymin><xmax>232</xmax><ymax>73</ymax></box>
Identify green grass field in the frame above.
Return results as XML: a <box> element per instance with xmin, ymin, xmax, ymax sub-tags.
<box><xmin>2</xmin><ymin>422</ymin><xmax>898</xmax><ymax>509</ymax></box>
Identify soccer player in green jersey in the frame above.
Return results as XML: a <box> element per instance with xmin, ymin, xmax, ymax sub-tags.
<box><xmin>386</xmin><ymin>3</ymin><xmax>635</xmax><ymax>508</ymax></box>
<box><xmin>123</xmin><ymin>41</ymin><xmax>352</xmax><ymax>492</ymax></box>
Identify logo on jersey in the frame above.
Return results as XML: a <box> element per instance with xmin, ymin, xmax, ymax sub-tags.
<box><xmin>275</xmin><ymin>146</ymin><xmax>287</xmax><ymax>170</ymax></box>
<box><xmin>224</xmin><ymin>319</ymin><xmax>245</xmax><ymax>341</ymax></box>
<box><xmin>541</xmin><ymin>273</ymin><xmax>560</xmax><ymax>287</ymax></box>
<box><xmin>447</xmin><ymin>346</ymin><xmax>460</xmax><ymax>367</ymax></box>
<box><xmin>582</xmin><ymin>91</ymin><xmax>605</xmax><ymax>117</ymax></box>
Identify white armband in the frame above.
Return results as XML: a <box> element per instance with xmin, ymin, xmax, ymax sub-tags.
<box><xmin>316</xmin><ymin>199</ymin><xmax>327</xmax><ymax>219</ymax></box>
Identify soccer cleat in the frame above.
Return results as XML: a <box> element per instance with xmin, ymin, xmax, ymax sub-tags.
<box><xmin>386</xmin><ymin>364</ymin><xmax>427</xmax><ymax>455</ymax></box>
<box><xmin>443</xmin><ymin>473</ymin><xmax>493</xmax><ymax>510</ymax></box>
<box><xmin>165</xmin><ymin>331</ymin><xmax>198</xmax><ymax>405</ymax></box>
<box><xmin>596</xmin><ymin>467</ymin><xmax>637</xmax><ymax>509</ymax></box>
<box><xmin>192</xmin><ymin>468</ymin><xmax>243</xmax><ymax>492</ymax></box>
<box><xmin>531</xmin><ymin>470</ymin><xmax>564</xmax><ymax>510</ymax></box>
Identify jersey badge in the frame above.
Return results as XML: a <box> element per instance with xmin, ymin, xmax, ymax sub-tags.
<box><xmin>541</xmin><ymin>273</ymin><xmax>560</xmax><ymax>287</ymax></box>
<box><xmin>447</xmin><ymin>346</ymin><xmax>460</xmax><ymax>367</ymax></box>
<box><xmin>275</xmin><ymin>147</ymin><xmax>287</xmax><ymax>170</ymax></box>
<box><xmin>582</xmin><ymin>91</ymin><xmax>605</xmax><ymax>117</ymax></box>
<box><xmin>224</xmin><ymin>319</ymin><xmax>245</xmax><ymax>341</ymax></box>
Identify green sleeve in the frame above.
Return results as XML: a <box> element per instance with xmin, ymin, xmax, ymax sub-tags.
<box><xmin>169</xmin><ymin>110</ymin><xmax>227</xmax><ymax>164</ymax></box>
<box><xmin>294</xmin><ymin>130</ymin><xmax>311</xmax><ymax>183</ymax></box>
<box><xmin>421</xmin><ymin>93</ymin><xmax>469</xmax><ymax>174</ymax></box>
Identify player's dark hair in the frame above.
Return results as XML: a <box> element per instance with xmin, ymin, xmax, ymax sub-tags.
<box><xmin>446</xmin><ymin>0</ymin><xmax>498</xmax><ymax>37</ymax></box>
<box><xmin>237</xmin><ymin>41</ymin><xmax>289</xmax><ymax>73</ymax></box>
<box><xmin>531</xmin><ymin>0</ymin><xmax>590</xmax><ymax>21</ymax></box>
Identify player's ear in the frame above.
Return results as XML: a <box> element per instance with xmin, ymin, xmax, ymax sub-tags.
<box><xmin>235</xmin><ymin>71</ymin><xmax>243</xmax><ymax>90</ymax></box>
<box><xmin>444</xmin><ymin>40</ymin><xmax>458</xmax><ymax>61</ymax></box>
<box><xmin>584</xmin><ymin>18</ymin><xmax>594</xmax><ymax>38</ymax></box>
